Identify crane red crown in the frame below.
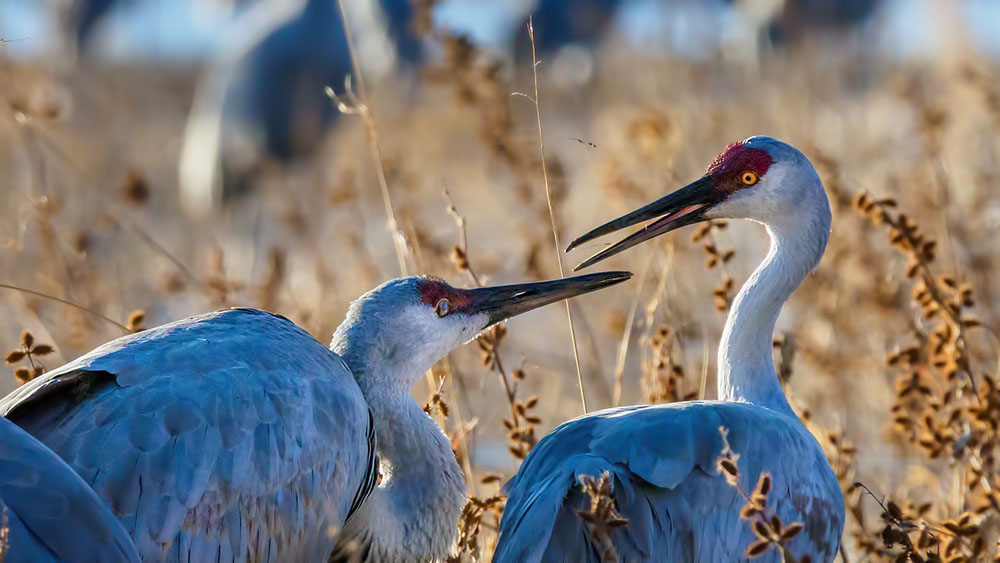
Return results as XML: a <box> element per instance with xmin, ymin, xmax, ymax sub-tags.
<box><xmin>417</xmin><ymin>279</ymin><xmax>471</xmax><ymax>307</ymax></box>
<box><xmin>707</xmin><ymin>142</ymin><xmax>773</xmax><ymax>179</ymax></box>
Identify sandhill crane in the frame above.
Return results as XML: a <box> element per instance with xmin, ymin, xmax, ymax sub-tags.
<box><xmin>514</xmin><ymin>0</ymin><xmax>619</xmax><ymax>59</ymax></box>
<box><xmin>513</xmin><ymin>0</ymin><xmax>881</xmax><ymax>70</ymax></box>
<box><xmin>0</xmin><ymin>415</ymin><xmax>139</xmax><ymax>562</ymax></box>
<box><xmin>0</xmin><ymin>271</ymin><xmax>630</xmax><ymax>561</ymax></box>
<box><xmin>761</xmin><ymin>0</ymin><xmax>880</xmax><ymax>47</ymax></box>
<box><xmin>495</xmin><ymin>137</ymin><xmax>844</xmax><ymax>561</ymax></box>
<box><xmin>177</xmin><ymin>0</ymin><xmax>422</xmax><ymax>215</ymax></box>
<box><xmin>178</xmin><ymin>0</ymin><xmax>352</xmax><ymax>214</ymax></box>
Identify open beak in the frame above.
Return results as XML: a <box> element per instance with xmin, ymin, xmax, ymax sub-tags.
<box><xmin>462</xmin><ymin>271</ymin><xmax>632</xmax><ymax>325</ymax></box>
<box><xmin>566</xmin><ymin>176</ymin><xmax>722</xmax><ymax>271</ymax></box>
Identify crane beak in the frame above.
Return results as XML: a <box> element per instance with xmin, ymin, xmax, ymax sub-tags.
<box><xmin>463</xmin><ymin>271</ymin><xmax>632</xmax><ymax>325</ymax></box>
<box><xmin>566</xmin><ymin>175</ymin><xmax>721</xmax><ymax>270</ymax></box>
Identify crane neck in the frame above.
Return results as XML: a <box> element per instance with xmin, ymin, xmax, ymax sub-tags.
<box><xmin>360</xmin><ymin>391</ymin><xmax>465</xmax><ymax>560</ymax></box>
<box><xmin>717</xmin><ymin>201</ymin><xmax>830</xmax><ymax>416</ymax></box>
<box><xmin>332</xmin><ymin>338</ymin><xmax>464</xmax><ymax>561</ymax></box>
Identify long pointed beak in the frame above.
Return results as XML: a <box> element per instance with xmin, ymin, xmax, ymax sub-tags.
<box><xmin>462</xmin><ymin>271</ymin><xmax>632</xmax><ymax>324</ymax></box>
<box><xmin>566</xmin><ymin>176</ymin><xmax>721</xmax><ymax>271</ymax></box>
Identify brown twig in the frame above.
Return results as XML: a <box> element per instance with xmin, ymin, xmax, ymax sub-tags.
<box><xmin>443</xmin><ymin>193</ymin><xmax>540</xmax><ymax>461</ymax></box>
<box><xmin>330</xmin><ymin>0</ymin><xmax>409</xmax><ymax>276</ymax></box>
<box><xmin>0</xmin><ymin>282</ymin><xmax>129</xmax><ymax>333</ymax></box>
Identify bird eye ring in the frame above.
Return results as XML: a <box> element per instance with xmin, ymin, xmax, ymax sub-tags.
<box><xmin>740</xmin><ymin>171</ymin><xmax>759</xmax><ymax>186</ymax></box>
<box><xmin>435</xmin><ymin>298</ymin><xmax>450</xmax><ymax>318</ymax></box>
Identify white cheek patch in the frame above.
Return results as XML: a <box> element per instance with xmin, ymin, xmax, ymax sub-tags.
<box><xmin>715</xmin><ymin>161</ymin><xmax>794</xmax><ymax>221</ymax></box>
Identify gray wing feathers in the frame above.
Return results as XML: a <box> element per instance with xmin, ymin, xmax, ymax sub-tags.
<box><xmin>0</xmin><ymin>416</ymin><xmax>139</xmax><ymax>562</ymax></box>
<box><xmin>1</xmin><ymin>309</ymin><xmax>372</xmax><ymax>561</ymax></box>
<box><xmin>496</xmin><ymin>402</ymin><xmax>844</xmax><ymax>563</ymax></box>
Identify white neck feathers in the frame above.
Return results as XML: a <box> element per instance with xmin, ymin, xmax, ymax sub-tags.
<box><xmin>717</xmin><ymin>189</ymin><xmax>830</xmax><ymax>415</ymax></box>
<box><xmin>334</xmin><ymin>337</ymin><xmax>465</xmax><ymax>561</ymax></box>
<box><xmin>353</xmin><ymin>391</ymin><xmax>465</xmax><ymax>561</ymax></box>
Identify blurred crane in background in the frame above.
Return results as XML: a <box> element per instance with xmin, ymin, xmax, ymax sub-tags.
<box><xmin>57</xmin><ymin>0</ymin><xmax>883</xmax><ymax>213</ymax></box>
<box><xmin>56</xmin><ymin>0</ymin><xmax>420</xmax><ymax>215</ymax></box>
<box><xmin>175</xmin><ymin>0</ymin><xmax>422</xmax><ymax>215</ymax></box>
<box><xmin>0</xmin><ymin>273</ymin><xmax>628</xmax><ymax>561</ymax></box>
<box><xmin>515</xmin><ymin>0</ymin><xmax>882</xmax><ymax>84</ymax></box>
<box><xmin>177</xmin><ymin>0</ymin><xmax>353</xmax><ymax>215</ymax></box>
<box><xmin>763</xmin><ymin>0</ymin><xmax>881</xmax><ymax>46</ymax></box>
<box><xmin>0</xmin><ymin>416</ymin><xmax>139</xmax><ymax>563</ymax></box>
<box><xmin>495</xmin><ymin>137</ymin><xmax>844</xmax><ymax>561</ymax></box>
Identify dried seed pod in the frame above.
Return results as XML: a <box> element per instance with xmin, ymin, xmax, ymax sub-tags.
<box><xmin>755</xmin><ymin>473</ymin><xmax>772</xmax><ymax>496</ymax></box>
<box><xmin>30</xmin><ymin>344</ymin><xmax>54</xmax><ymax>356</ymax></box>
<box><xmin>852</xmin><ymin>192</ymin><xmax>870</xmax><ymax>211</ymax></box>
<box><xmin>887</xmin><ymin>501</ymin><xmax>903</xmax><ymax>520</ymax></box>
<box><xmin>127</xmin><ymin>310</ymin><xmax>146</xmax><ymax>332</ymax></box>
<box><xmin>781</xmin><ymin>522</ymin><xmax>804</xmax><ymax>540</ymax></box>
<box><xmin>13</xmin><ymin>367</ymin><xmax>30</xmax><ymax>384</ymax></box>
<box><xmin>745</xmin><ymin>540</ymin><xmax>771</xmax><ymax>558</ymax></box>
<box><xmin>752</xmin><ymin>519</ymin><xmax>773</xmax><ymax>541</ymax></box>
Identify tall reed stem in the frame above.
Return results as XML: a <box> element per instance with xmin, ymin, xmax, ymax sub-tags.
<box><xmin>526</xmin><ymin>16</ymin><xmax>588</xmax><ymax>413</ymax></box>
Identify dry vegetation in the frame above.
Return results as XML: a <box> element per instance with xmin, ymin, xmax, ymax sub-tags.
<box><xmin>2</xmin><ymin>14</ymin><xmax>1000</xmax><ymax>562</ymax></box>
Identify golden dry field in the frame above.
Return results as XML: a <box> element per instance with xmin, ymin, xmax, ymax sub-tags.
<box><xmin>2</xmin><ymin>11</ymin><xmax>1000</xmax><ymax>561</ymax></box>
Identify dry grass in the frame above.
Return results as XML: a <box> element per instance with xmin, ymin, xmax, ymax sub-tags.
<box><xmin>717</xmin><ymin>427</ymin><xmax>811</xmax><ymax>562</ymax></box>
<box><xmin>2</xmin><ymin>18</ymin><xmax>1000</xmax><ymax>562</ymax></box>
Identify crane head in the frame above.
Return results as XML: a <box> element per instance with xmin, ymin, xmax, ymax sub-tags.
<box><xmin>332</xmin><ymin>271</ymin><xmax>631</xmax><ymax>390</ymax></box>
<box><xmin>566</xmin><ymin>136</ymin><xmax>827</xmax><ymax>270</ymax></box>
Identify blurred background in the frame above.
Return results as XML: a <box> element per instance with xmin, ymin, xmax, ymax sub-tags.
<box><xmin>2</xmin><ymin>0</ymin><xmax>1000</xmax><ymax>559</ymax></box>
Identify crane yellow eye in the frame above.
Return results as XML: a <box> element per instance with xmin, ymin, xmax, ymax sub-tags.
<box><xmin>435</xmin><ymin>299</ymin><xmax>450</xmax><ymax>318</ymax></box>
<box><xmin>740</xmin><ymin>171</ymin><xmax>759</xmax><ymax>186</ymax></box>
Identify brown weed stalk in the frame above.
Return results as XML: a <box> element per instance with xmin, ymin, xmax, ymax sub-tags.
<box><xmin>576</xmin><ymin>471</ymin><xmax>629</xmax><ymax>562</ymax></box>
<box><xmin>716</xmin><ymin>428</ymin><xmax>811</xmax><ymax>563</ymax></box>
<box><xmin>849</xmin><ymin>190</ymin><xmax>1000</xmax><ymax>560</ymax></box>
<box><xmin>5</xmin><ymin>329</ymin><xmax>54</xmax><ymax>384</ymax></box>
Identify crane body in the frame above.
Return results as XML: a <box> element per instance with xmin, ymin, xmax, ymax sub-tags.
<box><xmin>0</xmin><ymin>272</ymin><xmax>630</xmax><ymax>562</ymax></box>
<box><xmin>2</xmin><ymin>309</ymin><xmax>371</xmax><ymax>561</ymax></box>
<box><xmin>497</xmin><ymin>402</ymin><xmax>842</xmax><ymax>561</ymax></box>
<box><xmin>496</xmin><ymin>137</ymin><xmax>845</xmax><ymax>562</ymax></box>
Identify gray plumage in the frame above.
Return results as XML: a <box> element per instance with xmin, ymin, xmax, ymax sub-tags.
<box><xmin>495</xmin><ymin>402</ymin><xmax>842</xmax><ymax>562</ymax></box>
<box><xmin>0</xmin><ymin>415</ymin><xmax>139</xmax><ymax>562</ymax></box>
<box><xmin>497</xmin><ymin>137</ymin><xmax>845</xmax><ymax>562</ymax></box>
<box><xmin>0</xmin><ymin>272</ymin><xmax>630</xmax><ymax>562</ymax></box>
<box><xmin>1</xmin><ymin>309</ymin><xmax>374</xmax><ymax>561</ymax></box>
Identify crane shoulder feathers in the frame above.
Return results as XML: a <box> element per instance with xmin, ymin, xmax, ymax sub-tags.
<box><xmin>496</xmin><ymin>401</ymin><xmax>844</xmax><ymax>562</ymax></box>
<box><xmin>0</xmin><ymin>308</ymin><xmax>375</xmax><ymax>561</ymax></box>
